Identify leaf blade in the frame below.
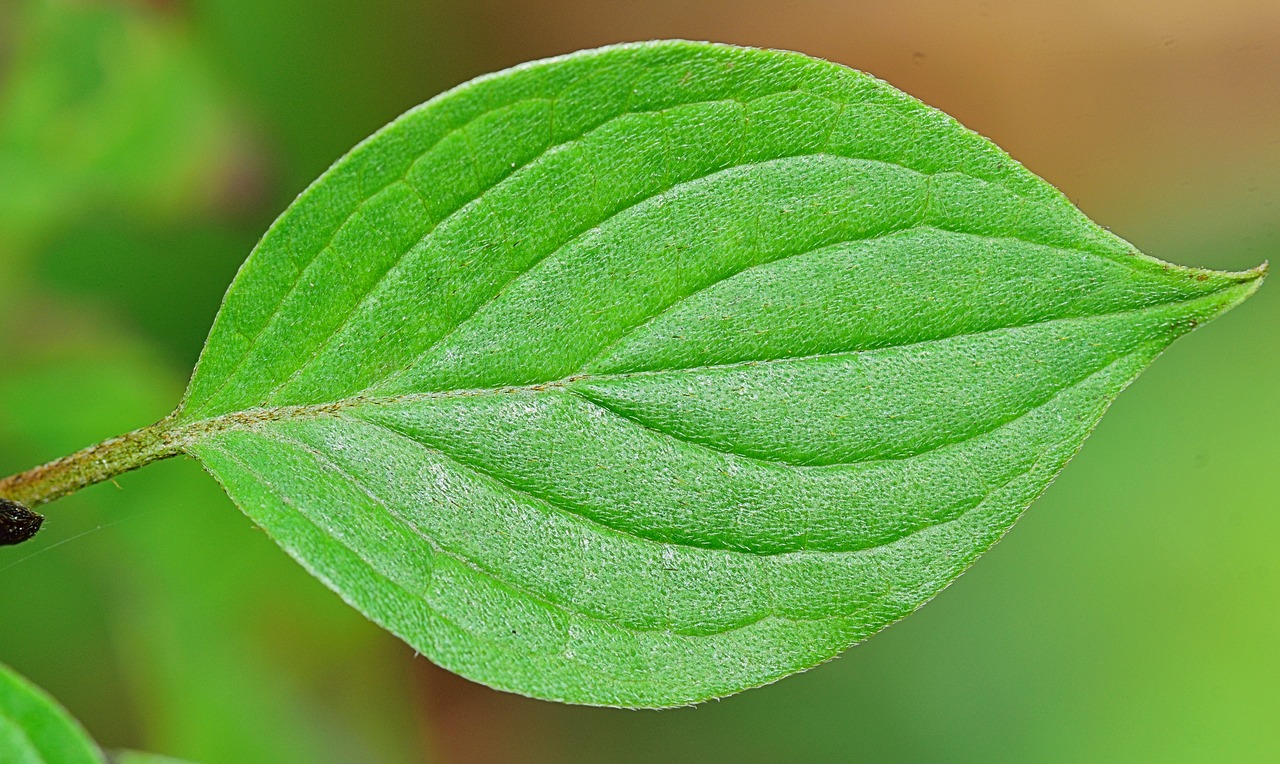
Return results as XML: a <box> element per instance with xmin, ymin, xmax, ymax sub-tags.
<box><xmin>177</xmin><ymin>41</ymin><xmax>1265</xmax><ymax>706</ymax></box>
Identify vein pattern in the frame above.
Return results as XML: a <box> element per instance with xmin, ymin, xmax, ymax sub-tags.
<box><xmin>177</xmin><ymin>41</ymin><xmax>1264</xmax><ymax>707</ymax></box>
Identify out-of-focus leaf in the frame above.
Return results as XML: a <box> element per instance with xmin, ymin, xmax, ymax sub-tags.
<box><xmin>0</xmin><ymin>662</ymin><xmax>205</xmax><ymax>764</ymax></box>
<box><xmin>0</xmin><ymin>661</ymin><xmax>105</xmax><ymax>764</ymax></box>
<box><xmin>165</xmin><ymin>41</ymin><xmax>1262</xmax><ymax>706</ymax></box>
<box><xmin>0</xmin><ymin>0</ymin><xmax>242</xmax><ymax>250</ymax></box>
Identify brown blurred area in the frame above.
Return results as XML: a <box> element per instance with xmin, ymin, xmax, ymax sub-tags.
<box><xmin>455</xmin><ymin>0</ymin><xmax>1280</xmax><ymax>243</ymax></box>
<box><xmin>414</xmin><ymin>3</ymin><xmax>1280</xmax><ymax>762</ymax></box>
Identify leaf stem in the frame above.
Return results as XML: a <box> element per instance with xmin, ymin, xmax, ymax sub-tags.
<box><xmin>0</xmin><ymin>423</ymin><xmax>183</xmax><ymax>508</ymax></box>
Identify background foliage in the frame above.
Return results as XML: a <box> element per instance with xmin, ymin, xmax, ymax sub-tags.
<box><xmin>0</xmin><ymin>1</ymin><xmax>1276</xmax><ymax>761</ymax></box>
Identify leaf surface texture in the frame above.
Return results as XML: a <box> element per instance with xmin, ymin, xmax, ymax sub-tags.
<box><xmin>176</xmin><ymin>41</ymin><xmax>1263</xmax><ymax>706</ymax></box>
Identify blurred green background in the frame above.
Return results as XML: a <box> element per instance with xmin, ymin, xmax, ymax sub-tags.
<box><xmin>0</xmin><ymin>1</ymin><xmax>1276</xmax><ymax>762</ymax></box>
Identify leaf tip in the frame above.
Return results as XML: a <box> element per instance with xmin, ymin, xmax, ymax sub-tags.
<box><xmin>1231</xmin><ymin>259</ymin><xmax>1267</xmax><ymax>300</ymax></box>
<box><xmin>1204</xmin><ymin>260</ymin><xmax>1267</xmax><ymax>319</ymax></box>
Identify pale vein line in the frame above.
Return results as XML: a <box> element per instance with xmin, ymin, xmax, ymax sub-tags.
<box><xmin>167</xmin><ymin>290</ymin><xmax>1213</xmax><ymax>452</ymax></box>
<box><xmin>256</xmin><ymin>96</ymin><xmax>746</xmax><ymax>405</ymax></box>
<box><xmin>283</xmin><ymin>426</ymin><xmax>793</xmax><ymax>636</ymax></box>
<box><xmin>357</xmin><ymin>404</ymin><xmax>1025</xmax><ymax>559</ymax></box>
<box><xmin>362</xmin><ymin>157</ymin><xmax>1130</xmax><ymax>397</ymax></box>
<box><xmin>565</xmin><ymin>337</ymin><xmax>1133</xmax><ymax>470</ymax></box>
<box><xmin>328</xmin><ymin>154</ymin><xmax>932</xmax><ymax>398</ymax></box>
<box><xmin>221</xmin><ymin>431</ymin><xmax>850</xmax><ymax>638</ymax></box>
<box><xmin>341</xmin><ymin>348</ymin><xmax>1135</xmax><ymax>558</ymax></box>
<box><xmin>206</xmin><ymin>444</ymin><xmax>548</xmax><ymax>657</ymax></box>
<box><xmin>574</xmin><ymin>225</ymin><xmax>927</xmax><ymax>375</ymax></box>
<box><xmin>341</xmin><ymin>413</ymin><xmax>769</xmax><ymax>557</ymax></box>
<box><xmin>193</xmin><ymin>92</ymin><xmax>761</xmax><ymax>415</ymax></box>
<box><xmin>383</xmin><ymin>336</ymin><xmax>1136</xmax><ymax>556</ymax></box>
<box><xmin>206</xmin><ymin>422</ymin><xmax>1041</xmax><ymax>640</ymax></box>
<box><xmin>189</xmin><ymin>92</ymin><xmax>716</xmax><ymax>414</ymax></box>
<box><xmin>196</xmin><ymin>88</ymin><xmax>1107</xmax><ymax>415</ymax></box>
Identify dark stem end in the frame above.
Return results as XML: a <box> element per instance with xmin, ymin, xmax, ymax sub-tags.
<box><xmin>0</xmin><ymin>498</ymin><xmax>44</xmax><ymax>546</ymax></box>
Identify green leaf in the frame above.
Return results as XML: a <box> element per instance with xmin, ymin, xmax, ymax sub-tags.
<box><xmin>0</xmin><ymin>663</ymin><xmax>203</xmax><ymax>764</ymax></box>
<box><xmin>15</xmin><ymin>41</ymin><xmax>1264</xmax><ymax>706</ymax></box>
<box><xmin>0</xmin><ymin>662</ymin><xmax>103</xmax><ymax>764</ymax></box>
<box><xmin>0</xmin><ymin>664</ymin><xmax>202</xmax><ymax>764</ymax></box>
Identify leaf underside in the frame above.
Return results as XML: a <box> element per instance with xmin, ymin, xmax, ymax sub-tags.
<box><xmin>174</xmin><ymin>41</ymin><xmax>1262</xmax><ymax>706</ymax></box>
